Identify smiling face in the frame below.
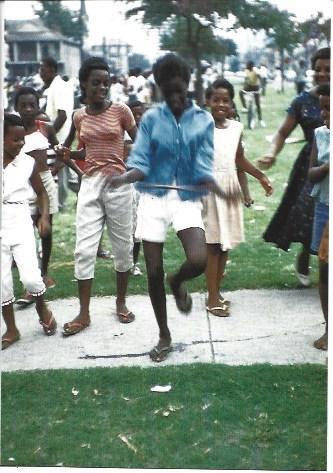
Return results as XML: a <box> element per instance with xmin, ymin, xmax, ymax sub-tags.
<box><xmin>4</xmin><ymin>125</ymin><xmax>25</xmax><ymax>160</ymax></box>
<box><xmin>206</xmin><ymin>87</ymin><xmax>233</xmax><ymax>125</ymax></box>
<box><xmin>313</xmin><ymin>58</ymin><xmax>330</xmax><ymax>86</ymax></box>
<box><xmin>16</xmin><ymin>93</ymin><xmax>39</xmax><ymax>122</ymax></box>
<box><xmin>319</xmin><ymin>95</ymin><xmax>330</xmax><ymax>129</ymax></box>
<box><xmin>82</xmin><ymin>69</ymin><xmax>110</xmax><ymax>106</ymax></box>
<box><xmin>161</xmin><ymin>77</ymin><xmax>188</xmax><ymax>118</ymax></box>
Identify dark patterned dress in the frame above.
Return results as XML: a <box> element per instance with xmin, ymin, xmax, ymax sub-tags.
<box><xmin>263</xmin><ymin>91</ymin><xmax>323</xmax><ymax>251</ymax></box>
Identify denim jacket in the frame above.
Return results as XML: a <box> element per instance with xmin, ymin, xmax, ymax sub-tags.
<box><xmin>127</xmin><ymin>100</ymin><xmax>215</xmax><ymax>201</ymax></box>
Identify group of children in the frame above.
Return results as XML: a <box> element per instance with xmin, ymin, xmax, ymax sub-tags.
<box><xmin>2</xmin><ymin>53</ymin><xmax>329</xmax><ymax>361</ymax></box>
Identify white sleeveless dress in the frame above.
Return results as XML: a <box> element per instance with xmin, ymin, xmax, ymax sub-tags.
<box><xmin>202</xmin><ymin>119</ymin><xmax>245</xmax><ymax>251</ymax></box>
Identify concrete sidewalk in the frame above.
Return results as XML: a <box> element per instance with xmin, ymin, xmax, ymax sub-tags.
<box><xmin>1</xmin><ymin>288</ymin><xmax>327</xmax><ymax>372</ymax></box>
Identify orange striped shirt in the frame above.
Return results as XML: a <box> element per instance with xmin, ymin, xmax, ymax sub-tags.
<box><xmin>74</xmin><ymin>103</ymin><xmax>136</xmax><ymax>176</ymax></box>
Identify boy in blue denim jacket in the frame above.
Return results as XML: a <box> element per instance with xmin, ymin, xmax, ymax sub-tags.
<box><xmin>109</xmin><ymin>54</ymin><xmax>229</xmax><ymax>362</ymax></box>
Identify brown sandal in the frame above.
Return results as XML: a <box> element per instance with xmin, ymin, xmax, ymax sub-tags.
<box><xmin>117</xmin><ymin>311</ymin><xmax>135</xmax><ymax>324</ymax></box>
<box><xmin>39</xmin><ymin>313</ymin><xmax>57</xmax><ymax>335</ymax></box>
<box><xmin>63</xmin><ymin>319</ymin><xmax>90</xmax><ymax>337</ymax></box>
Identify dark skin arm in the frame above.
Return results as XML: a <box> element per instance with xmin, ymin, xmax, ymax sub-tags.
<box><xmin>53</xmin><ymin>110</ymin><xmax>67</xmax><ymax>133</ymax></box>
<box><xmin>236</xmin><ymin>138</ymin><xmax>273</xmax><ymax>196</ymax></box>
<box><xmin>308</xmin><ymin>140</ymin><xmax>329</xmax><ymax>183</ymax></box>
<box><xmin>30</xmin><ymin>165</ymin><xmax>50</xmax><ymax>237</ymax></box>
<box><xmin>256</xmin><ymin>114</ymin><xmax>298</xmax><ymax>170</ymax></box>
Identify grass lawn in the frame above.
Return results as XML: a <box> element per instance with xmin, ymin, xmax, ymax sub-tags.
<box><xmin>3</xmin><ymin>84</ymin><xmax>326</xmax><ymax>470</ymax></box>
<box><xmin>1</xmin><ymin>364</ymin><xmax>327</xmax><ymax>469</ymax></box>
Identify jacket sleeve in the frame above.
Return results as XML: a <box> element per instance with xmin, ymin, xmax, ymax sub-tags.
<box><xmin>193</xmin><ymin>116</ymin><xmax>215</xmax><ymax>183</ymax></box>
<box><xmin>126</xmin><ymin>114</ymin><xmax>152</xmax><ymax>177</ymax></box>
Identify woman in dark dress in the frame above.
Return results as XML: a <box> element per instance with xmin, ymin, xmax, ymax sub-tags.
<box><xmin>257</xmin><ymin>47</ymin><xmax>330</xmax><ymax>285</ymax></box>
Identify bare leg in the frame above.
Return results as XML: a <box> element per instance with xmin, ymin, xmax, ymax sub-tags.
<box><xmin>40</xmin><ymin>215</ymin><xmax>53</xmax><ymax>278</ymax></box>
<box><xmin>254</xmin><ymin>94</ymin><xmax>262</xmax><ymax>121</ymax></box>
<box><xmin>143</xmin><ymin>241</ymin><xmax>171</xmax><ymax>360</ymax></box>
<box><xmin>296</xmin><ymin>245</ymin><xmax>310</xmax><ymax>276</ymax></box>
<box><xmin>62</xmin><ymin>279</ymin><xmax>92</xmax><ymax>336</ymax></box>
<box><xmin>116</xmin><ymin>270</ymin><xmax>134</xmax><ymax>323</ymax></box>
<box><xmin>35</xmin><ymin>294</ymin><xmax>57</xmax><ymax>335</ymax></box>
<box><xmin>133</xmin><ymin>241</ymin><xmax>141</xmax><ymax>265</ymax></box>
<box><xmin>205</xmin><ymin>244</ymin><xmax>221</xmax><ymax>307</ymax></box>
<box><xmin>314</xmin><ymin>260</ymin><xmax>328</xmax><ymax>350</ymax></box>
<box><xmin>239</xmin><ymin>89</ymin><xmax>246</xmax><ymax>109</ymax></box>
<box><xmin>1</xmin><ymin>303</ymin><xmax>20</xmax><ymax>349</ymax></box>
<box><xmin>168</xmin><ymin>228</ymin><xmax>207</xmax><ymax>308</ymax></box>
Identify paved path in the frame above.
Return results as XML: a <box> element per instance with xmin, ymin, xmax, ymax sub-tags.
<box><xmin>2</xmin><ymin>288</ymin><xmax>327</xmax><ymax>372</ymax></box>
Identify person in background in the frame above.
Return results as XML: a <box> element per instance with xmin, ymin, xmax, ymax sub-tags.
<box><xmin>259</xmin><ymin>63</ymin><xmax>268</xmax><ymax>96</ymax></box>
<box><xmin>257</xmin><ymin>47</ymin><xmax>330</xmax><ymax>286</ymax></box>
<box><xmin>39</xmin><ymin>56</ymin><xmax>74</xmax><ymax>212</ymax></box>
<box><xmin>308</xmin><ymin>83</ymin><xmax>330</xmax><ymax>351</ymax></box>
<box><xmin>239</xmin><ymin>60</ymin><xmax>265</xmax><ymax>127</ymax></box>
<box><xmin>294</xmin><ymin>59</ymin><xmax>308</xmax><ymax>94</ymax></box>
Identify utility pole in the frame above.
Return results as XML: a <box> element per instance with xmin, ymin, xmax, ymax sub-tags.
<box><xmin>79</xmin><ymin>0</ymin><xmax>88</xmax><ymax>63</ymax></box>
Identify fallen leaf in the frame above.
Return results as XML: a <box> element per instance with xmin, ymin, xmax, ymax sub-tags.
<box><xmin>153</xmin><ymin>408</ymin><xmax>162</xmax><ymax>415</ymax></box>
<box><xmin>72</xmin><ymin>387</ymin><xmax>79</xmax><ymax>396</ymax></box>
<box><xmin>162</xmin><ymin>410</ymin><xmax>170</xmax><ymax>417</ymax></box>
<box><xmin>55</xmin><ymin>463</ymin><xmax>63</xmax><ymax>467</ymax></box>
<box><xmin>253</xmin><ymin>205</ymin><xmax>266</xmax><ymax>211</ymax></box>
<box><xmin>81</xmin><ymin>443</ymin><xmax>91</xmax><ymax>449</ymax></box>
<box><xmin>204</xmin><ymin>448</ymin><xmax>211</xmax><ymax>454</ymax></box>
<box><xmin>118</xmin><ymin>434</ymin><xmax>137</xmax><ymax>454</ymax></box>
<box><xmin>202</xmin><ymin>402</ymin><xmax>211</xmax><ymax>410</ymax></box>
<box><xmin>168</xmin><ymin>404</ymin><xmax>183</xmax><ymax>412</ymax></box>
<box><xmin>150</xmin><ymin>384</ymin><xmax>172</xmax><ymax>393</ymax></box>
<box><xmin>121</xmin><ymin>394</ymin><xmax>131</xmax><ymax>401</ymax></box>
<box><xmin>55</xmin><ymin>420</ymin><xmax>64</xmax><ymax>424</ymax></box>
<box><xmin>8</xmin><ymin>458</ymin><xmax>15</xmax><ymax>462</ymax></box>
<box><xmin>33</xmin><ymin>447</ymin><xmax>41</xmax><ymax>454</ymax></box>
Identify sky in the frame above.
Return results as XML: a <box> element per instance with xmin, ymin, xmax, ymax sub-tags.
<box><xmin>3</xmin><ymin>0</ymin><xmax>333</xmax><ymax>60</ymax></box>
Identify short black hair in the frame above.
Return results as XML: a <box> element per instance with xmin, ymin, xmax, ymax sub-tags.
<box><xmin>14</xmin><ymin>86</ymin><xmax>40</xmax><ymax>110</ymax></box>
<box><xmin>78</xmin><ymin>56</ymin><xmax>110</xmax><ymax>84</ymax></box>
<box><xmin>4</xmin><ymin>113</ymin><xmax>24</xmax><ymax>136</ymax></box>
<box><xmin>128</xmin><ymin>100</ymin><xmax>143</xmax><ymax>109</ymax></box>
<box><xmin>317</xmin><ymin>83</ymin><xmax>330</xmax><ymax>97</ymax></box>
<box><xmin>311</xmin><ymin>47</ymin><xmax>330</xmax><ymax>70</ymax></box>
<box><xmin>152</xmin><ymin>53</ymin><xmax>190</xmax><ymax>87</ymax></box>
<box><xmin>205</xmin><ymin>78</ymin><xmax>235</xmax><ymax>100</ymax></box>
<box><xmin>41</xmin><ymin>56</ymin><xmax>58</xmax><ymax>72</ymax></box>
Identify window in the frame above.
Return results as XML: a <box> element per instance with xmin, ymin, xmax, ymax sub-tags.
<box><xmin>17</xmin><ymin>42</ymin><xmax>37</xmax><ymax>61</ymax></box>
<box><xmin>40</xmin><ymin>42</ymin><xmax>60</xmax><ymax>60</ymax></box>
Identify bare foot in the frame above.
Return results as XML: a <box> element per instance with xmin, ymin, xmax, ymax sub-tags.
<box><xmin>167</xmin><ymin>274</ymin><xmax>192</xmax><ymax>313</ymax></box>
<box><xmin>313</xmin><ymin>332</ymin><xmax>328</xmax><ymax>351</ymax></box>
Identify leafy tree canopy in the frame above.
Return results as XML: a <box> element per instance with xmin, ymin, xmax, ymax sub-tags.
<box><xmin>34</xmin><ymin>0</ymin><xmax>88</xmax><ymax>43</ymax></box>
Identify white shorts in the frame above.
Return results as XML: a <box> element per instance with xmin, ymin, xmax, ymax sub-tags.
<box><xmin>135</xmin><ymin>189</ymin><xmax>204</xmax><ymax>243</ymax></box>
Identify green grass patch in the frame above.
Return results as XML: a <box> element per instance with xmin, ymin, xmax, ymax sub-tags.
<box><xmin>1</xmin><ymin>364</ymin><xmax>327</xmax><ymax>469</ymax></box>
<box><xmin>12</xmin><ymin>84</ymin><xmax>317</xmax><ymax>300</ymax></box>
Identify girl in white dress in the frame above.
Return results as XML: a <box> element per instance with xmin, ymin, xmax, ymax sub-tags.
<box><xmin>202</xmin><ymin>79</ymin><xmax>273</xmax><ymax>317</ymax></box>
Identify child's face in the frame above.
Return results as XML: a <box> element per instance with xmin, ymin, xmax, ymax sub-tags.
<box><xmin>4</xmin><ymin>125</ymin><xmax>25</xmax><ymax>159</ymax></box>
<box><xmin>131</xmin><ymin>105</ymin><xmax>144</xmax><ymax>126</ymax></box>
<box><xmin>82</xmin><ymin>69</ymin><xmax>110</xmax><ymax>105</ymax></box>
<box><xmin>161</xmin><ymin>77</ymin><xmax>188</xmax><ymax>118</ymax></box>
<box><xmin>16</xmin><ymin>94</ymin><xmax>39</xmax><ymax>120</ymax></box>
<box><xmin>207</xmin><ymin>88</ymin><xmax>233</xmax><ymax>123</ymax></box>
<box><xmin>319</xmin><ymin>95</ymin><xmax>330</xmax><ymax>129</ymax></box>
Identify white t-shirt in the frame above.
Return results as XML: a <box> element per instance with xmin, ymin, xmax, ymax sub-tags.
<box><xmin>44</xmin><ymin>75</ymin><xmax>74</xmax><ymax>143</ymax></box>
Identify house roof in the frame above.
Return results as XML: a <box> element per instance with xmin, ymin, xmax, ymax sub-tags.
<box><xmin>5</xmin><ymin>18</ymin><xmax>79</xmax><ymax>44</ymax></box>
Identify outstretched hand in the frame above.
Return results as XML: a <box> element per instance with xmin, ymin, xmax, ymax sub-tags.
<box><xmin>256</xmin><ymin>155</ymin><xmax>275</xmax><ymax>170</ymax></box>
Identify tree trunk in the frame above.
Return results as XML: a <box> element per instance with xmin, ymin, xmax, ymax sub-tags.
<box><xmin>279</xmin><ymin>48</ymin><xmax>285</xmax><ymax>93</ymax></box>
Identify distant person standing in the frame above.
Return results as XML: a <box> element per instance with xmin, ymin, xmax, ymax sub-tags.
<box><xmin>39</xmin><ymin>56</ymin><xmax>74</xmax><ymax>212</ymax></box>
<box><xmin>239</xmin><ymin>61</ymin><xmax>265</xmax><ymax>127</ymax></box>
<box><xmin>294</xmin><ymin>59</ymin><xmax>307</xmax><ymax>94</ymax></box>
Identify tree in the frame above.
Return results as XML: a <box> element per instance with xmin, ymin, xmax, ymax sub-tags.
<box><xmin>128</xmin><ymin>53</ymin><xmax>151</xmax><ymax>71</ymax></box>
<box><xmin>265</xmin><ymin>9</ymin><xmax>301</xmax><ymax>92</ymax></box>
<box><xmin>123</xmin><ymin>0</ymin><xmax>300</xmax><ymax>104</ymax></box>
<box><xmin>33</xmin><ymin>1</ymin><xmax>88</xmax><ymax>44</ymax></box>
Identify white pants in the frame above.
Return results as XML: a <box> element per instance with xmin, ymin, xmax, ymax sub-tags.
<box><xmin>2</xmin><ymin>218</ymin><xmax>45</xmax><ymax>306</ymax></box>
<box><xmin>75</xmin><ymin>174</ymin><xmax>133</xmax><ymax>279</ymax></box>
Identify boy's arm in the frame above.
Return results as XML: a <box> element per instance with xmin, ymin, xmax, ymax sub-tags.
<box><xmin>30</xmin><ymin>165</ymin><xmax>50</xmax><ymax>237</ymax></box>
<box><xmin>308</xmin><ymin>140</ymin><xmax>329</xmax><ymax>183</ymax></box>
